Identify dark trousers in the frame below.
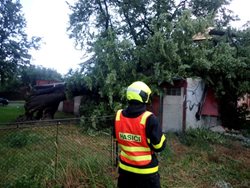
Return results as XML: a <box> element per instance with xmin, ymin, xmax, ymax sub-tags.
<box><xmin>117</xmin><ymin>172</ymin><xmax>161</xmax><ymax>188</ymax></box>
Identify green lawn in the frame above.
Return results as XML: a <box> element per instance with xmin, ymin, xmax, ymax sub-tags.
<box><xmin>0</xmin><ymin>125</ymin><xmax>115</xmax><ymax>187</ymax></box>
<box><xmin>1</xmin><ymin>103</ymin><xmax>249</xmax><ymax>187</ymax></box>
<box><xmin>54</xmin><ymin>111</ymin><xmax>76</xmax><ymax>119</ymax></box>
<box><xmin>0</xmin><ymin>101</ymin><xmax>75</xmax><ymax>124</ymax></box>
<box><xmin>0</xmin><ymin>127</ymin><xmax>249</xmax><ymax>188</ymax></box>
<box><xmin>0</xmin><ymin>101</ymin><xmax>25</xmax><ymax>123</ymax></box>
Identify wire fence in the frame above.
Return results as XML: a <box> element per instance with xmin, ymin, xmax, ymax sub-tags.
<box><xmin>0</xmin><ymin>117</ymin><xmax>118</xmax><ymax>187</ymax></box>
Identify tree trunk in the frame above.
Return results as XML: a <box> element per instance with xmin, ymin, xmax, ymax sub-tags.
<box><xmin>17</xmin><ymin>83</ymin><xmax>66</xmax><ymax>121</ymax></box>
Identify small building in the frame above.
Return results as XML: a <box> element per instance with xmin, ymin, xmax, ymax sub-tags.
<box><xmin>36</xmin><ymin>80</ymin><xmax>60</xmax><ymax>86</ymax></box>
<box><xmin>35</xmin><ymin>80</ymin><xmax>82</xmax><ymax>116</ymax></box>
<box><xmin>58</xmin><ymin>96</ymin><xmax>83</xmax><ymax>116</ymax></box>
<box><xmin>150</xmin><ymin>78</ymin><xmax>220</xmax><ymax>132</ymax></box>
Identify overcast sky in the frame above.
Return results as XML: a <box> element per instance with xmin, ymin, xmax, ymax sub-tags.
<box><xmin>20</xmin><ymin>0</ymin><xmax>83</xmax><ymax>75</ymax></box>
<box><xmin>20</xmin><ymin>0</ymin><xmax>250</xmax><ymax>75</ymax></box>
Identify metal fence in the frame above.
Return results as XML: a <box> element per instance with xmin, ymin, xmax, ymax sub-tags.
<box><xmin>0</xmin><ymin>118</ymin><xmax>117</xmax><ymax>187</ymax></box>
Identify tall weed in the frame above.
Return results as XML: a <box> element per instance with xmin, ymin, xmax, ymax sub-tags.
<box><xmin>179</xmin><ymin>128</ymin><xmax>226</xmax><ymax>150</ymax></box>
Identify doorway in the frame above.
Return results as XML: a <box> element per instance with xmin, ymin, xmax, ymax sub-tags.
<box><xmin>162</xmin><ymin>88</ymin><xmax>184</xmax><ymax>132</ymax></box>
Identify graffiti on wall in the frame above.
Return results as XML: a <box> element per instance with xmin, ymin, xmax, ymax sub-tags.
<box><xmin>186</xmin><ymin>79</ymin><xmax>206</xmax><ymax>120</ymax></box>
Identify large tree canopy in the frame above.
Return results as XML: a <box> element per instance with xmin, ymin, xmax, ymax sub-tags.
<box><xmin>67</xmin><ymin>0</ymin><xmax>250</xmax><ymax>128</ymax></box>
<box><xmin>0</xmin><ymin>0</ymin><xmax>40</xmax><ymax>87</ymax></box>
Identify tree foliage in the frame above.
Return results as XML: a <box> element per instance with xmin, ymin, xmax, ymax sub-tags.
<box><xmin>0</xmin><ymin>0</ymin><xmax>40</xmax><ymax>87</ymax></box>
<box><xmin>20</xmin><ymin>65</ymin><xmax>63</xmax><ymax>86</ymax></box>
<box><xmin>67</xmin><ymin>0</ymin><xmax>250</xmax><ymax>128</ymax></box>
<box><xmin>0</xmin><ymin>65</ymin><xmax>62</xmax><ymax>95</ymax></box>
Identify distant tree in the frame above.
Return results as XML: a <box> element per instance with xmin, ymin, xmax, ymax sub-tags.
<box><xmin>20</xmin><ymin>65</ymin><xmax>63</xmax><ymax>86</ymax></box>
<box><xmin>0</xmin><ymin>0</ymin><xmax>40</xmax><ymax>87</ymax></box>
<box><xmin>67</xmin><ymin>0</ymin><xmax>250</xmax><ymax>128</ymax></box>
<box><xmin>0</xmin><ymin>65</ymin><xmax>62</xmax><ymax>92</ymax></box>
<box><xmin>0</xmin><ymin>64</ymin><xmax>63</xmax><ymax>106</ymax></box>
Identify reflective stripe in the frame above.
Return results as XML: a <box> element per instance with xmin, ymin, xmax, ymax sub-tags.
<box><xmin>119</xmin><ymin>162</ymin><xmax>159</xmax><ymax>174</ymax></box>
<box><xmin>127</xmin><ymin>87</ymin><xmax>141</xmax><ymax>94</ymax></box>
<box><xmin>121</xmin><ymin>151</ymin><xmax>152</xmax><ymax>161</ymax></box>
<box><xmin>119</xmin><ymin>144</ymin><xmax>151</xmax><ymax>152</ymax></box>
<box><xmin>116</xmin><ymin>109</ymin><xmax>122</xmax><ymax>121</ymax></box>
<box><xmin>152</xmin><ymin>134</ymin><xmax>166</xmax><ymax>149</ymax></box>
<box><xmin>140</xmin><ymin>111</ymin><xmax>152</xmax><ymax>125</ymax></box>
<box><xmin>147</xmin><ymin>138</ymin><xmax>150</xmax><ymax>144</ymax></box>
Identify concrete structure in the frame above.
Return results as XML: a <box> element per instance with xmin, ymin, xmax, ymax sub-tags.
<box><xmin>150</xmin><ymin>78</ymin><xmax>220</xmax><ymax>132</ymax></box>
<box><xmin>58</xmin><ymin>96</ymin><xmax>83</xmax><ymax>116</ymax></box>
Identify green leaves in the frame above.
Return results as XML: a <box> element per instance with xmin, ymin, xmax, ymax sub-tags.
<box><xmin>67</xmin><ymin>0</ymin><xmax>250</xmax><ymax>128</ymax></box>
<box><xmin>0</xmin><ymin>0</ymin><xmax>41</xmax><ymax>87</ymax></box>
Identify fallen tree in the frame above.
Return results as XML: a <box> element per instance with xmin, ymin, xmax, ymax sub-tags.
<box><xmin>17</xmin><ymin>83</ymin><xmax>66</xmax><ymax>121</ymax></box>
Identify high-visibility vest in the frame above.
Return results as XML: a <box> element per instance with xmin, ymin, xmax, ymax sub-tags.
<box><xmin>115</xmin><ymin>109</ymin><xmax>156</xmax><ymax>172</ymax></box>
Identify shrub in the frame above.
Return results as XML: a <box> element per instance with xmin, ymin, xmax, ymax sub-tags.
<box><xmin>6</xmin><ymin>131</ymin><xmax>29</xmax><ymax>148</ymax></box>
<box><xmin>5</xmin><ymin>165</ymin><xmax>51</xmax><ymax>188</ymax></box>
<box><xmin>5</xmin><ymin>131</ymin><xmax>40</xmax><ymax>148</ymax></box>
<box><xmin>178</xmin><ymin>128</ymin><xmax>226</xmax><ymax>149</ymax></box>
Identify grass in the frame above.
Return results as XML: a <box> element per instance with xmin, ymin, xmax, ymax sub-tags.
<box><xmin>0</xmin><ymin>125</ymin><xmax>115</xmax><ymax>187</ymax></box>
<box><xmin>0</xmin><ymin>105</ymin><xmax>250</xmax><ymax>188</ymax></box>
<box><xmin>159</xmin><ymin>131</ymin><xmax>250</xmax><ymax>187</ymax></box>
<box><xmin>54</xmin><ymin>111</ymin><xmax>75</xmax><ymax>119</ymax></box>
<box><xmin>0</xmin><ymin>101</ymin><xmax>25</xmax><ymax>123</ymax></box>
<box><xmin>0</xmin><ymin>125</ymin><xmax>249</xmax><ymax>187</ymax></box>
<box><xmin>0</xmin><ymin>101</ymin><xmax>75</xmax><ymax>124</ymax></box>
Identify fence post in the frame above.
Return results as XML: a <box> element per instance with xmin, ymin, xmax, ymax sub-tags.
<box><xmin>111</xmin><ymin>131</ymin><xmax>114</xmax><ymax>167</ymax></box>
<box><xmin>54</xmin><ymin>123</ymin><xmax>59</xmax><ymax>179</ymax></box>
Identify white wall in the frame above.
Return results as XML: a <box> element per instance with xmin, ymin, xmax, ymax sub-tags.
<box><xmin>185</xmin><ymin>78</ymin><xmax>221</xmax><ymax>129</ymax></box>
<box><xmin>74</xmin><ymin>96</ymin><xmax>83</xmax><ymax>116</ymax></box>
<box><xmin>57</xmin><ymin>96</ymin><xmax>83</xmax><ymax>115</ymax></box>
<box><xmin>185</xmin><ymin>78</ymin><xmax>205</xmax><ymax>129</ymax></box>
<box><xmin>58</xmin><ymin>101</ymin><xmax>63</xmax><ymax>112</ymax></box>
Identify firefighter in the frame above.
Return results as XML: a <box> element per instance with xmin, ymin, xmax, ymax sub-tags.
<box><xmin>114</xmin><ymin>81</ymin><xmax>166</xmax><ymax>188</ymax></box>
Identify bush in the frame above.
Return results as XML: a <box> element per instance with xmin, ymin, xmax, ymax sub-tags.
<box><xmin>5</xmin><ymin>131</ymin><xmax>40</xmax><ymax>148</ymax></box>
<box><xmin>178</xmin><ymin>128</ymin><xmax>226</xmax><ymax>149</ymax></box>
<box><xmin>5</xmin><ymin>165</ymin><xmax>51</xmax><ymax>188</ymax></box>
